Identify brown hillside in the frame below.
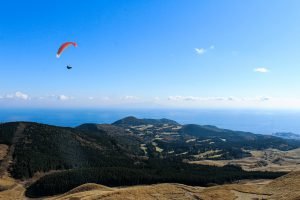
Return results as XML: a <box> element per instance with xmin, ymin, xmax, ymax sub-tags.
<box><xmin>46</xmin><ymin>171</ymin><xmax>300</xmax><ymax>200</ymax></box>
<box><xmin>0</xmin><ymin>171</ymin><xmax>300</xmax><ymax>200</ymax></box>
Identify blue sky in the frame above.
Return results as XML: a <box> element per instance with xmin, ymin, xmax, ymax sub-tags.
<box><xmin>1</xmin><ymin>0</ymin><xmax>300</xmax><ymax>108</ymax></box>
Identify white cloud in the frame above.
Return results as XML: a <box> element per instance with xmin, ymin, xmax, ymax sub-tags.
<box><xmin>254</xmin><ymin>67</ymin><xmax>269</xmax><ymax>73</ymax></box>
<box><xmin>195</xmin><ymin>48</ymin><xmax>206</xmax><ymax>55</ymax></box>
<box><xmin>20</xmin><ymin>94</ymin><xmax>78</xmax><ymax>102</ymax></box>
<box><xmin>0</xmin><ymin>91</ymin><xmax>30</xmax><ymax>100</ymax></box>
<box><xmin>15</xmin><ymin>91</ymin><xmax>29</xmax><ymax>100</ymax></box>
<box><xmin>195</xmin><ymin>45</ymin><xmax>215</xmax><ymax>55</ymax></box>
<box><xmin>57</xmin><ymin>95</ymin><xmax>70</xmax><ymax>101</ymax></box>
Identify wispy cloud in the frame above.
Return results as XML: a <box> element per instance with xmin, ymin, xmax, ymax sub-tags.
<box><xmin>195</xmin><ymin>48</ymin><xmax>206</xmax><ymax>55</ymax></box>
<box><xmin>195</xmin><ymin>45</ymin><xmax>215</xmax><ymax>55</ymax></box>
<box><xmin>254</xmin><ymin>67</ymin><xmax>269</xmax><ymax>73</ymax></box>
<box><xmin>15</xmin><ymin>91</ymin><xmax>30</xmax><ymax>100</ymax></box>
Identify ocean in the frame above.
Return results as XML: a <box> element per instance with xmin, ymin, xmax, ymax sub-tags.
<box><xmin>0</xmin><ymin>108</ymin><xmax>300</xmax><ymax>135</ymax></box>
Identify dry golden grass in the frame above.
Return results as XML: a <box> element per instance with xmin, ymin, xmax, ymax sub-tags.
<box><xmin>0</xmin><ymin>176</ymin><xmax>16</xmax><ymax>191</ymax></box>
<box><xmin>46</xmin><ymin>183</ymin><xmax>204</xmax><ymax>200</ymax></box>
<box><xmin>0</xmin><ymin>145</ymin><xmax>8</xmax><ymax>161</ymax></box>
<box><xmin>0</xmin><ymin>176</ymin><xmax>24</xmax><ymax>200</ymax></box>
<box><xmin>65</xmin><ymin>183</ymin><xmax>114</xmax><ymax>195</ymax></box>
<box><xmin>261</xmin><ymin>171</ymin><xmax>300</xmax><ymax>200</ymax></box>
<box><xmin>0</xmin><ymin>172</ymin><xmax>299</xmax><ymax>200</ymax></box>
<box><xmin>190</xmin><ymin>148</ymin><xmax>300</xmax><ymax>172</ymax></box>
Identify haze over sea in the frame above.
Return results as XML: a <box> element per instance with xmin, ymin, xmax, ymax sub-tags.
<box><xmin>1</xmin><ymin>109</ymin><xmax>300</xmax><ymax>135</ymax></box>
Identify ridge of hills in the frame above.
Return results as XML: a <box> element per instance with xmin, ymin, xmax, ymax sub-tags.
<box><xmin>0</xmin><ymin>117</ymin><xmax>299</xmax><ymax>197</ymax></box>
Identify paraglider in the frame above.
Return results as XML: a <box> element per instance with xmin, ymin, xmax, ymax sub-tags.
<box><xmin>57</xmin><ymin>42</ymin><xmax>77</xmax><ymax>70</ymax></box>
<box><xmin>56</xmin><ymin>42</ymin><xmax>77</xmax><ymax>58</ymax></box>
<box><xmin>66</xmin><ymin>65</ymin><xmax>72</xmax><ymax>70</ymax></box>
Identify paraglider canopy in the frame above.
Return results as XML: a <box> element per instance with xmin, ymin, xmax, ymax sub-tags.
<box><xmin>66</xmin><ymin>65</ymin><xmax>72</xmax><ymax>70</ymax></box>
<box><xmin>56</xmin><ymin>42</ymin><xmax>77</xmax><ymax>58</ymax></box>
